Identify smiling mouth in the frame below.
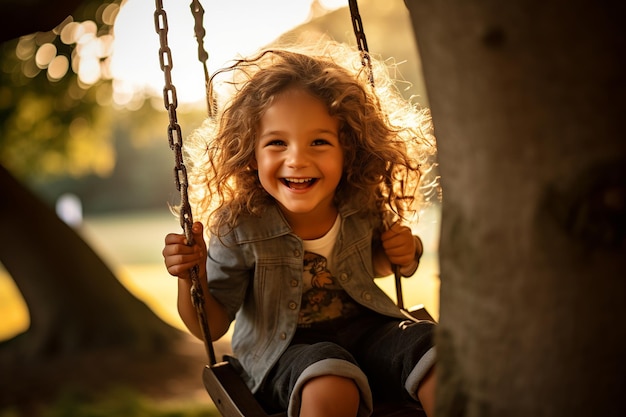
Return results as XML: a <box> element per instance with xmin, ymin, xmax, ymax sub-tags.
<box><xmin>281</xmin><ymin>178</ymin><xmax>317</xmax><ymax>189</ymax></box>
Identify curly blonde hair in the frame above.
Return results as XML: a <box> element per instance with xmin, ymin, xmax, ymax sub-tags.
<box><xmin>184</xmin><ymin>40</ymin><xmax>436</xmax><ymax>236</ymax></box>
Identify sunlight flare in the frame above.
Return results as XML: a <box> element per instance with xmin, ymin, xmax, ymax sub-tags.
<box><xmin>110</xmin><ymin>0</ymin><xmax>346</xmax><ymax>108</ymax></box>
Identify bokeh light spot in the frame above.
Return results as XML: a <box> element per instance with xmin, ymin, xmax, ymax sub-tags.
<box><xmin>35</xmin><ymin>43</ymin><xmax>57</xmax><ymax>69</ymax></box>
<box><xmin>47</xmin><ymin>55</ymin><xmax>70</xmax><ymax>81</ymax></box>
<box><xmin>101</xmin><ymin>3</ymin><xmax>121</xmax><ymax>26</ymax></box>
<box><xmin>15</xmin><ymin>35</ymin><xmax>36</xmax><ymax>61</ymax></box>
<box><xmin>60</xmin><ymin>21</ymin><xmax>81</xmax><ymax>45</ymax></box>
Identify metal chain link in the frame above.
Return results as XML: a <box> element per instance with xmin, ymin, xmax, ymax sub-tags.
<box><xmin>349</xmin><ymin>0</ymin><xmax>374</xmax><ymax>87</ymax></box>
<box><xmin>189</xmin><ymin>0</ymin><xmax>216</xmax><ymax>118</ymax></box>
<box><xmin>154</xmin><ymin>0</ymin><xmax>216</xmax><ymax>365</ymax></box>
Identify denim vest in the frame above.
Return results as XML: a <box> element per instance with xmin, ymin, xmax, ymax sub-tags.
<box><xmin>206</xmin><ymin>203</ymin><xmax>406</xmax><ymax>392</ymax></box>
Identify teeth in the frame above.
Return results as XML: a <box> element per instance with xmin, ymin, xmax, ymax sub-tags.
<box><xmin>285</xmin><ymin>178</ymin><xmax>313</xmax><ymax>183</ymax></box>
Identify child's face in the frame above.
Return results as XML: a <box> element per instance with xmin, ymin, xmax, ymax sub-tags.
<box><xmin>255</xmin><ymin>88</ymin><xmax>343</xmax><ymax>222</ymax></box>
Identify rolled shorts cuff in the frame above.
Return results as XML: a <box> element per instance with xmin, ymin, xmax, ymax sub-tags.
<box><xmin>404</xmin><ymin>346</ymin><xmax>436</xmax><ymax>401</ymax></box>
<box><xmin>288</xmin><ymin>358</ymin><xmax>373</xmax><ymax>417</ymax></box>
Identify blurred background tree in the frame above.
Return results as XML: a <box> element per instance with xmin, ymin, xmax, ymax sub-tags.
<box><xmin>0</xmin><ymin>0</ymin><xmax>197</xmax><ymax>409</ymax></box>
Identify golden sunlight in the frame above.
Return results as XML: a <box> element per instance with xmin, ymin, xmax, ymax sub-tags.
<box><xmin>110</xmin><ymin>0</ymin><xmax>346</xmax><ymax>109</ymax></box>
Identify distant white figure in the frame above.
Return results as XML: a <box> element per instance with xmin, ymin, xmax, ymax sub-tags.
<box><xmin>56</xmin><ymin>193</ymin><xmax>83</xmax><ymax>228</ymax></box>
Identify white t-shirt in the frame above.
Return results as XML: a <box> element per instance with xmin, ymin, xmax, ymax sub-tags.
<box><xmin>298</xmin><ymin>216</ymin><xmax>361</xmax><ymax>326</ymax></box>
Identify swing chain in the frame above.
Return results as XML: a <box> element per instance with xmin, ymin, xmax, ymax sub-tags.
<box><xmin>189</xmin><ymin>0</ymin><xmax>216</xmax><ymax>118</ymax></box>
<box><xmin>348</xmin><ymin>0</ymin><xmax>415</xmax><ymax>312</ymax></box>
<box><xmin>348</xmin><ymin>0</ymin><xmax>374</xmax><ymax>87</ymax></box>
<box><xmin>154</xmin><ymin>0</ymin><xmax>217</xmax><ymax>366</ymax></box>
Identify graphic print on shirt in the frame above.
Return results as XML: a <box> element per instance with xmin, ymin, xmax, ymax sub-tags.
<box><xmin>298</xmin><ymin>251</ymin><xmax>360</xmax><ymax>326</ymax></box>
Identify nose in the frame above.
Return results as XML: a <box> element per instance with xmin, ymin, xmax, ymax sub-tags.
<box><xmin>285</xmin><ymin>145</ymin><xmax>309</xmax><ymax>169</ymax></box>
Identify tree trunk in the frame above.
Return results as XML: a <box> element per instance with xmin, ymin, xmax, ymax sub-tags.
<box><xmin>405</xmin><ymin>0</ymin><xmax>626</xmax><ymax>416</ymax></box>
<box><xmin>0</xmin><ymin>163</ymin><xmax>181</xmax><ymax>363</ymax></box>
<box><xmin>0</xmin><ymin>0</ymin><xmax>204</xmax><ymax>410</ymax></box>
<box><xmin>1</xmin><ymin>0</ymin><xmax>183</xmax><ymax>367</ymax></box>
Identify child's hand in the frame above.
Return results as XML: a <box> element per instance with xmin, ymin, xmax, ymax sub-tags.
<box><xmin>381</xmin><ymin>222</ymin><xmax>422</xmax><ymax>276</ymax></box>
<box><xmin>162</xmin><ymin>221</ymin><xmax>207</xmax><ymax>280</ymax></box>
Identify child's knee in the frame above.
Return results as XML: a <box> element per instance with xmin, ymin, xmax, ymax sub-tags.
<box><xmin>300</xmin><ymin>375</ymin><xmax>359</xmax><ymax>417</ymax></box>
<box><xmin>416</xmin><ymin>366</ymin><xmax>436</xmax><ymax>417</ymax></box>
<box><xmin>303</xmin><ymin>375</ymin><xmax>359</xmax><ymax>398</ymax></box>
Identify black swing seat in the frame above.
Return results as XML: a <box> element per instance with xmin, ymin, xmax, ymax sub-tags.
<box><xmin>203</xmin><ymin>306</ymin><xmax>433</xmax><ymax>417</ymax></box>
<box><xmin>203</xmin><ymin>360</ymin><xmax>427</xmax><ymax>417</ymax></box>
<box><xmin>204</xmin><ymin>361</ymin><xmax>281</xmax><ymax>417</ymax></box>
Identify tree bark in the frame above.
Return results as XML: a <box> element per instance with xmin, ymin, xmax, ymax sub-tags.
<box><xmin>0</xmin><ymin>163</ymin><xmax>181</xmax><ymax>363</ymax></box>
<box><xmin>405</xmin><ymin>0</ymin><xmax>626</xmax><ymax>416</ymax></box>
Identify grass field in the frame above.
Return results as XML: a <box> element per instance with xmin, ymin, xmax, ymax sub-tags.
<box><xmin>0</xmin><ymin>207</ymin><xmax>441</xmax><ymax>342</ymax></box>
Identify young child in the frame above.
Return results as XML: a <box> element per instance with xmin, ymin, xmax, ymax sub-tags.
<box><xmin>162</xmin><ymin>41</ymin><xmax>437</xmax><ymax>417</ymax></box>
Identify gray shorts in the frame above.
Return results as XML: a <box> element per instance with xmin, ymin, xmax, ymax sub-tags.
<box><xmin>254</xmin><ymin>309</ymin><xmax>436</xmax><ymax>417</ymax></box>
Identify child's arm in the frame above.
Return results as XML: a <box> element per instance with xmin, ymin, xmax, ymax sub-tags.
<box><xmin>373</xmin><ymin>222</ymin><xmax>423</xmax><ymax>277</ymax></box>
<box><xmin>163</xmin><ymin>221</ymin><xmax>231</xmax><ymax>341</ymax></box>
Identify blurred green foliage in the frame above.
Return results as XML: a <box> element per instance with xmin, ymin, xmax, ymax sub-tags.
<box><xmin>0</xmin><ymin>1</ymin><xmax>120</xmax><ymax>182</ymax></box>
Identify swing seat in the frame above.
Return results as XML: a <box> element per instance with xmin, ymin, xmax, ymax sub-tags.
<box><xmin>403</xmin><ymin>304</ymin><xmax>435</xmax><ymax>322</ymax></box>
<box><xmin>204</xmin><ymin>361</ymin><xmax>281</xmax><ymax>417</ymax></box>
<box><xmin>203</xmin><ymin>306</ymin><xmax>434</xmax><ymax>417</ymax></box>
<box><xmin>203</xmin><ymin>362</ymin><xmax>427</xmax><ymax>417</ymax></box>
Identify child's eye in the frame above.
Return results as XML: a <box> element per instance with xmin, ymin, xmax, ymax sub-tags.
<box><xmin>311</xmin><ymin>139</ymin><xmax>331</xmax><ymax>146</ymax></box>
<box><xmin>265</xmin><ymin>139</ymin><xmax>286</xmax><ymax>147</ymax></box>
